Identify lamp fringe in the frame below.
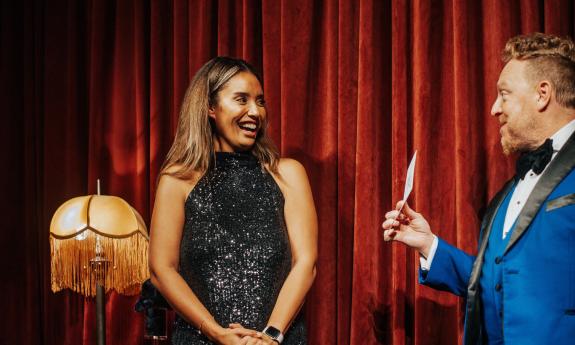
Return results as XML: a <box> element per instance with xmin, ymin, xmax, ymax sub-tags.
<box><xmin>50</xmin><ymin>230</ymin><xmax>149</xmax><ymax>297</ymax></box>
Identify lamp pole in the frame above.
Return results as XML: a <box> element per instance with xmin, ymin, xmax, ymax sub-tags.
<box><xmin>90</xmin><ymin>179</ymin><xmax>109</xmax><ymax>345</ymax></box>
<box><xmin>96</xmin><ymin>283</ymin><xmax>105</xmax><ymax>345</ymax></box>
<box><xmin>91</xmin><ymin>252</ymin><xmax>109</xmax><ymax>345</ymax></box>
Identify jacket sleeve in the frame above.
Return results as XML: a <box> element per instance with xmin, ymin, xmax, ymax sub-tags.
<box><xmin>418</xmin><ymin>237</ymin><xmax>475</xmax><ymax>297</ymax></box>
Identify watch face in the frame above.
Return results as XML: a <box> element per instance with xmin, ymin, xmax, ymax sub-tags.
<box><xmin>264</xmin><ymin>326</ymin><xmax>281</xmax><ymax>339</ymax></box>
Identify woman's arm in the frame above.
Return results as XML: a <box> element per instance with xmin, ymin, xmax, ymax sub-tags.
<box><xmin>266</xmin><ymin>158</ymin><xmax>318</xmax><ymax>334</ymax></box>
<box><xmin>149</xmin><ymin>174</ymin><xmax>256</xmax><ymax>345</ymax></box>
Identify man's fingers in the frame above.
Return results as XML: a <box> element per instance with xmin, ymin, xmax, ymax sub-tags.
<box><xmin>382</xmin><ymin>218</ymin><xmax>400</xmax><ymax>229</ymax></box>
<box><xmin>385</xmin><ymin>210</ymin><xmax>407</xmax><ymax>222</ymax></box>
<box><xmin>402</xmin><ymin>201</ymin><xmax>420</xmax><ymax>219</ymax></box>
<box><xmin>384</xmin><ymin>228</ymin><xmax>408</xmax><ymax>243</ymax></box>
<box><xmin>383</xmin><ymin>229</ymin><xmax>396</xmax><ymax>241</ymax></box>
<box><xmin>385</xmin><ymin>209</ymin><xmax>399</xmax><ymax>218</ymax></box>
<box><xmin>392</xmin><ymin>200</ymin><xmax>420</xmax><ymax>220</ymax></box>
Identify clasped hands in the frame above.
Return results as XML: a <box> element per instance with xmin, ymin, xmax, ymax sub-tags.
<box><xmin>214</xmin><ymin>323</ymin><xmax>277</xmax><ymax>345</ymax></box>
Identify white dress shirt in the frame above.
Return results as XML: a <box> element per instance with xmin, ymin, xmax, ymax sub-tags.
<box><xmin>421</xmin><ymin>119</ymin><xmax>575</xmax><ymax>270</ymax></box>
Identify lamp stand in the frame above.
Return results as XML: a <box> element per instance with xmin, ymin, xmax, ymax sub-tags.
<box><xmin>96</xmin><ymin>282</ymin><xmax>105</xmax><ymax>345</ymax></box>
<box><xmin>92</xmin><ymin>179</ymin><xmax>108</xmax><ymax>345</ymax></box>
<box><xmin>90</xmin><ymin>243</ymin><xmax>110</xmax><ymax>345</ymax></box>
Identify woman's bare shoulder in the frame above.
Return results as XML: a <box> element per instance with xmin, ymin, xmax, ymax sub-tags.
<box><xmin>267</xmin><ymin>158</ymin><xmax>309</xmax><ymax>191</ymax></box>
<box><xmin>157</xmin><ymin>165</ymin><xmax>204</xmax><ymax>202</ymax></box>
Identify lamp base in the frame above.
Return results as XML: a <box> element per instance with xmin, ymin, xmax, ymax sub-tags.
<box><xmin>90</xmin><ymin>256</ymin><xmax>109</xmax><ymax>345</ymax></box>
<box><xmin>96</xmin><ymin>283</ymin><xmax>106</xmax><ymax>345</ymax></box>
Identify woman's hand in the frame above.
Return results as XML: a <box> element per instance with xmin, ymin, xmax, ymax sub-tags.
<box><xmin>381</xmin><ymin>201</ymin><xmax>435</xmax><ymax>258</ymax></box>
<box><xmin>239</xmin><ymin>336</ymin><xmax>276</xmax><ymax>345</ymax></box>
<box><xmin>213</xmin><ymin>332</ymin><xmax>244</xmax><ymax>345</ymax></box>
<box><xmin>205</xmin><ymin>324</ymin><xmax>250</xmax><ymax>345</ymax></box>
<box><xmin>229</xmin><ymin>324</ymin><xmax>276</xmax><ymax>345</ymax></box>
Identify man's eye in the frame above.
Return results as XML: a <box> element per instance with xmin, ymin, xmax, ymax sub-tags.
<box><xmin>236</xmin><ymin>97</ymin><xmax>247</xmax><ymax>103</ymax></box>
<box><xmin>257</xmin><ymin>99</ymin><xmax>266</xmax><ymax>106</ymax></box>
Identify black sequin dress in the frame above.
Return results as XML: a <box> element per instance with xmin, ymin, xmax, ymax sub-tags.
<box><xmin>172</xmin><ymin>152</ymin><xmax>307</xmax><ymax>345</ymax></box>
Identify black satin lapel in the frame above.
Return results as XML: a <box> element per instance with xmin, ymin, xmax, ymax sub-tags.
<box><xmin>504</xmin><ymin>131</ymin><xmax>575</xmax><ymax>254</ymax></box>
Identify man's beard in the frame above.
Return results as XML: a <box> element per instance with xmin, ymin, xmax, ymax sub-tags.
<box><xmin>501</xmin><ymin>138</ymin><xmax>515</xmax><ymax>155</ymax></box>
<box><xmin>501</xmin><ymin>133</ymin><xmax>540</xmax><ymax>156</ymax></box>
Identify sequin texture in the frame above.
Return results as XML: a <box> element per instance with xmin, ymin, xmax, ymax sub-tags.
<box><xmin>172</xmin><ymin>152</ymin><xmax>306</xmax><ymax>345</ymax></box>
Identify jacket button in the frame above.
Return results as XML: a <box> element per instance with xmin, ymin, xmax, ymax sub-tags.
<box><xmin>495</xmin><ymin>283</ymin><xmax>502</xmax><ymax>292</ymax></box>
<box><xmin>495</xmin><ymin>256</ymin><xmax>502</xmax><ymax>264</ymax></box>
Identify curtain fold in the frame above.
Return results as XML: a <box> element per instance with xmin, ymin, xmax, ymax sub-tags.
<box><xmin>2</xmin><ymin>1</ymin><xmax>574</xmax><ymax>344</ymax></box>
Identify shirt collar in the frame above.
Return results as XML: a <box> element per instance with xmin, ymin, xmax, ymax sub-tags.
<box><xmin>550</xmin><ymin>118</ymin><xmax>575</xmax><ymax>152</ymax></box>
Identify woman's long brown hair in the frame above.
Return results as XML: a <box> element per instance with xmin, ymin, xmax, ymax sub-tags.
<box><xmin>160</xmin><ymin>57</ymin><xmax>279</xmax><ymax>179</ymax></box>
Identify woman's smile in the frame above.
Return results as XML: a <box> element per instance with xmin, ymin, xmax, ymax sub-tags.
<box><xmin>209</xmin><ymin>71</ymin><xmax>266</xmax><ymax>152</ymax></box>
<box><xmin>238</xmin><ymin>119</ymin><xmax>259</xmax><ymax>138</ymax></box>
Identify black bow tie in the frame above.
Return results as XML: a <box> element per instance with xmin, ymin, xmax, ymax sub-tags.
<box><xmin>515</xmin><ymin>138</ymin><xmax>554</xmax><ymax>181</ymax></box>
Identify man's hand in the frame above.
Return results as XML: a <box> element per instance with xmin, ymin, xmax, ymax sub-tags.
<box><xmin>382</xmin><ymin>201</ymin><xmax>435</xmax><ymax>258</ymax></box>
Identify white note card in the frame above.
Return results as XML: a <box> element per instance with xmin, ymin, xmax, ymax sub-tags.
<box><xmin>403</xmin><ymin>151</ymin><xmax>417</xmax><ymax>202</ymax></box>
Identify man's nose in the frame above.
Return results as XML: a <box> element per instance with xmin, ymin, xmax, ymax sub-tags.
<box><xmin>490</xmin><ymin>98</ymin><xmax>502</xmax><ymax>117</ymax></box>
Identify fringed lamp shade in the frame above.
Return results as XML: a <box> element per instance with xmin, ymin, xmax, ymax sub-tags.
<box><xmin>50</xmin><ymin>195</ymin><xmax>149</xmax><ymax>297</ymax></box>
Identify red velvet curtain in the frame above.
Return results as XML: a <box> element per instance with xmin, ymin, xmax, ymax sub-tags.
<box><xmin>2</xmin><ymin>1</ymin><xmax>574</xmax><ymax>344</ymax></box>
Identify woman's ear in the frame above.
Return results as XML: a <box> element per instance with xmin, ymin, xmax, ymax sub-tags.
<box><xmin>208</xmin><ymin>106</ymin><xmax>216</xmax><ymax>119</ymax></box>
<box><xmin>536</xmin><ymin>80</ymin><xmax>551</xmax><ymax>111</ymax></box>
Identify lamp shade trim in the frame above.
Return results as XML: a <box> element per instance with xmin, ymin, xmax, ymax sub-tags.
<box><xmin>49</xmin><ymin>226</ymin><xmax>148</xmax><ymax>240</ymax></box>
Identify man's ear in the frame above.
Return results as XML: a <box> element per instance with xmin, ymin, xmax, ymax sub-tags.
<box><xmin>536</xmin><ymin>80</ymin><xmax>552</xmax><ymax>111</ymax></box>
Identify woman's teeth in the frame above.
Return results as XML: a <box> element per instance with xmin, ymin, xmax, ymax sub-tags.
<box><xmin>239</xmin><ymin>123</ymin><xmax>257</xmax><ymax>131</ymax></box>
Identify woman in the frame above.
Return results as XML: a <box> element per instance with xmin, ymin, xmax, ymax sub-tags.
<box><xmin>149</xmin><ymin>57</ymin><xmax>317</xmax><ymax>345</ymax></box>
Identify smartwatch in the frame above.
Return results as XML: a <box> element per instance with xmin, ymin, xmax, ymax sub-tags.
<box><xmin>262</xmin><ymin>325</ymin><xmax>284</xmax><ymax>344</ymax></box>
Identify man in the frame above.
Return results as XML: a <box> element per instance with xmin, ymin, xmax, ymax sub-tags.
<box><xmin>382</xmin><ymin>33</ymin><xmax>575</xmax><ymax>345</ymax></box>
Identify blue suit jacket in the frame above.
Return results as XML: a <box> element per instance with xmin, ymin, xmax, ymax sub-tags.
<box><xmin>420</xmin><ymin>131</ymin><xmax>575</xmax><ymax>345</ymax></box>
